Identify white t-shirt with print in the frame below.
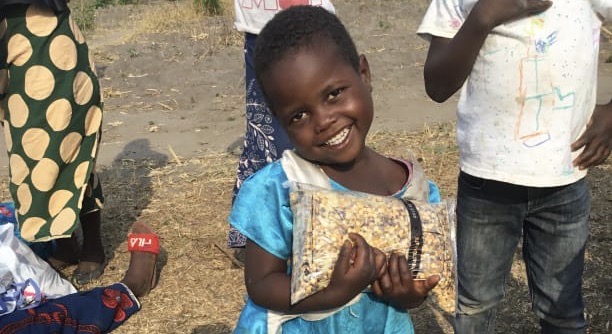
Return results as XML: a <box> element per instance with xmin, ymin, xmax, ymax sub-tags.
<box><xmin>417</xmin><ymin>0</ymin><xmax>610</xmax><ymax>187</ymax></box>
<box><xmin>234</xmin><ymin>0</ymin><xmax>336</xmax><ymax>35</ymax></box>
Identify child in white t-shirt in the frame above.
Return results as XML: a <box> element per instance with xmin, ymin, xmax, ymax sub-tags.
<box><xmin>417</xmin><ymin>0</ymin><xmax>612</xmax><ymax>332</ymax></box>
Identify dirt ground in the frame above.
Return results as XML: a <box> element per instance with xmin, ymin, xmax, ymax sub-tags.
<box><xmin>71</xmin><ymin>0</ymin><xmax>612</xmax><ymax>167</ymax></box>
<box><xmin>77</xmin><ymin>0</ymin><xmax>464</xmax><ymax>167</ymax></box>
<box><xmin>2</xmin><ymin>0</ymin><xmax>611</xmax><ymax>333</ymax></box>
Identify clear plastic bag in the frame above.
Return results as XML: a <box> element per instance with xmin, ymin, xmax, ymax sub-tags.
<box><xmin>289</xmin><ymin>182</ymin><xmax>456</xmax><ymax>313</ymax></box>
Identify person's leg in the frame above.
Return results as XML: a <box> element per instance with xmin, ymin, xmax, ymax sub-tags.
<box><xmin>0</xmin><ymin>222</ymin><xmax>158</xmax><ymax>333</ymax></box>
<box><xmin>454</xmin><ymin>171</ymin><xmax>528</xmax><ymax>334</ymax></box>
<box><xmin>522</xmin><ymin>178</ymin><xmax>590</xmax><ymax>334</ymax></box>
<box><xmin>71</xmin><ymin>210</ymin><xmax>106</xmax><ymax>284</ymax></box>
<box><xmin>121</xmin><ymin>221</ymin><xmax>159</xmax><ymax>297</ymax></box>
<box><xmin>72</xmin><ymin>172</ymin><xmax>106</xmax><ymax>284</ymax></box>
<box><xmin>228</xmin><ymin>32</ymin><xmax>292</xmax><ymax>249</ymax></box>
<box><xmin>47</xmin><ymin>233</ymin><xmax>80</xmax><ymax>268</ymax></box>
<box><xmin>50</xmin><ymin>172</ymin><xmax>105</xmax><ymax>284</ymax></box>
<box><xmin>49</xmin><ymin>219</ymin><xmax>104</xmax><ymax>276</ymax></box>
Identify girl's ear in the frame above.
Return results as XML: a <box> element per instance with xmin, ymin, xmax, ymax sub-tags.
<box><xmin>358</xmin><ymin>54</ymin><xmax>372</xmax><ymax>91</ymax></box>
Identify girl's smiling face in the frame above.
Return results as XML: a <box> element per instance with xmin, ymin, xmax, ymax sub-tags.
<box><xmin>261</xmin><ymin>39</ymin><xmax>374</xmax><ymax>168</ymax></box>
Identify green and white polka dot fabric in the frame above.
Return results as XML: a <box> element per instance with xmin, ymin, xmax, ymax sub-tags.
<box><xmin>0</xmin><ymin>4</ymin><xmax>104</xmax><ymax>242</ymax></box>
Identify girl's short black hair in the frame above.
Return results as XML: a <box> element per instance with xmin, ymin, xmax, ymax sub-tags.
<box><xmin>253</xmin><ymin>5</ymin><xmax>360</xmax><ymax>95</ymax></box>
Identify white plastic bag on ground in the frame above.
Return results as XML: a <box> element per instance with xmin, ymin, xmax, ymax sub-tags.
<box><xmin>0</xmin><ymin>223</ymin><xmax>76</xmax><ymax>316</ymax></box>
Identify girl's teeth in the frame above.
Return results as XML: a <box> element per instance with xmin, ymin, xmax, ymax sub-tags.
<box><xmin>326</xmin><ymin>127</ymin><xmax>350</xmax><ymax>146</ymax></box>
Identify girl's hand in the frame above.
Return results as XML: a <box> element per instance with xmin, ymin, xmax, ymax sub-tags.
<box><xmin>326</xmin><ymin>233</ymin><xmax>379</xmax><ymax>302</ymax></box>
<box><xmin>371</xmin><ymin>253</ymin><xmax>440</xmax><ymax>309</ymax></box>
<box><xmin>471</xmin><ymin>0</ymin><xmax>552</xmax><ymax>30</ymax></box>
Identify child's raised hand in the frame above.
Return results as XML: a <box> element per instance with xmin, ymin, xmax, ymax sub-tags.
<box><xmin>471</xmin><ymin>0</ymin><xmax>553</xmax><ymax>30</ymax></box>
<box><xmin>327</xmin><ymin>233</ymin><xmax>380</xmax><ymax>302</ymax></box>
<box><xmin>371</xmin><ymin>252</ymin><xmax>440</xmax><ymax>309</ymax></box>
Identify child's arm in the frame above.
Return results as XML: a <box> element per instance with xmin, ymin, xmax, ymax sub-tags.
<box><xmin>423</xmin><ymin>0</ymin><xmax>552</xmax><ymax>102</ymax></box>
<box><xmin>371</xmin><ymin>253</ymin><xmax>440</xmax><ymax>309</ymax></box>
<box><xmin>245</xmin><ymin>233</ymin><xmax>382</xmax><ymax>314</ymax></box>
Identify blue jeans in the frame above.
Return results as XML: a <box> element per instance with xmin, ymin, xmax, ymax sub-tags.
<box><xmin>454</xmin><ymin>172</ymin><xmax>590</xmax><ymax>334</ymax></box>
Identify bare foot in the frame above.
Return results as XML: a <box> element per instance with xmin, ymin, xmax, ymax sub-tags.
<box><xmin>120</xmin><ymin>222</ymin><xmax>159</xmax><ymax>297</ymax></box>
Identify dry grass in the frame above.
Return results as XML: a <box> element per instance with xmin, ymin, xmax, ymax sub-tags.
<box><xmin>86</xmin><ymin>0</ymin><xmax>241</xmax><ymax>57</ymax></box>
<box><xmin>30</xmin><ymin>123</ymin><xmax>606</xmax><ymax>334</ymax></box>
<box><xmin>131</xmin><ymin>0</ymin><xmax>221</xmax><ymax>34</ymax></box>
<box><xmin>123</xmin><ymin>0</ymin><xmax>241</xmax><ymax>49</ymax></box>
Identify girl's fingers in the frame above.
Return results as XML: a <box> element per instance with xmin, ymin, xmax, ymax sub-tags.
<box><xmin>348</xmin><ymin>233</ymin><xmax>374</xmax><ymax>271</ymax></box>
<box><xmin>397</xmin><ymin>253</ymin><xmax>412</xmax><ymax>286</ymax></box>
<box><xmin>334</xmin><ymin>240</ymin><xmax>354</xmax><ymax>275</ymax></box>
<box><xmin>388</xmin><ymin>253</ymin><xmax>402</xmax><ymax>287</ymax></box>
<box><xmin>379</xmin><ymin>270</ymin><xmax>392</xmax><ymax>294</ymax></box>
<box><xmin>373</xmin><ymin>248</ymin><xmax>387</xmax><ymax>274</ymax></box>
<box><xmin>423</xmin><ymin>275</ymin><xmax>440</xmax><ymax>292</ymax></box>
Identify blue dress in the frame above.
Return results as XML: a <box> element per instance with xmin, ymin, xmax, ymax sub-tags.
<box><xmin>230</xmin><ymin>161</ymin><xmax>441</xmax><ymax>333</ymax></box>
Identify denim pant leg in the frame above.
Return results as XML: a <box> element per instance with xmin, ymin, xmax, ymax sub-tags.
<box><xmin>523</xmin><ymin>178</ymin><xmax>589</xmax><ymax>333</ymax></box>
<box><xmin>454</xmin><ymin>172</ymin><xmax>527</xmax><ymax>334</ymax></box>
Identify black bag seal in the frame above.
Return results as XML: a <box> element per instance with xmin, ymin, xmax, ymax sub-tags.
<box><xmin>401</xmin><ymin>199</ymin><xmax>423</xmax><ymax>238</ymax></box>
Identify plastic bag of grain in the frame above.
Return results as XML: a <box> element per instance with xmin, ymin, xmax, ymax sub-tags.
<box><xmin>289</xmin><ymin>183</ymin><xmax>456</xmax><ymax>313</ymax></box>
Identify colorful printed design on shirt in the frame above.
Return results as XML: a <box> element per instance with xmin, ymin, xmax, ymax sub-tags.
<box><xmin>515</xmin><ymin>17</ymin><xmax>574</xmax><ymax>149</ymax></box>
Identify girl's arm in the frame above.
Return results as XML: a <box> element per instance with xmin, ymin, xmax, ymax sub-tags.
<box><xmin>423</xmin><ymin>0</ymin><xmax>552</xmax><ymax>102</ymax></box>
<box><xmin>245</xmin><ymin>233</ymin><xmax>381</xmax><ymax>314</ymax></box>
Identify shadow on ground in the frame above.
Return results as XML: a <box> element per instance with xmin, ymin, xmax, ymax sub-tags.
<box><xmin>98</xmin><ymin>138</ymin><xmax>168</xmax><ymax>266</ymax></box>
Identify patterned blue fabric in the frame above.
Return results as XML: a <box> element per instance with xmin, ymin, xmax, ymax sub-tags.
<box><xmin>229</xmin><ymin>161</ymin><xmax>440</xmax><ymax>333</ymax></box>
<box><xmin>228</xmin><ymin>33</ymin><xmax>293</xmax><ymax>248</ymax></box>
<box><xmin>0</xmin><ymin>283</ymin><xmax>140</xmax><ymax>334</ymax></box>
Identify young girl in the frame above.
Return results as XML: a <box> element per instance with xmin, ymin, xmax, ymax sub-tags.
<box><xmin>230</xmin><ymin>6</ymin><xmax>440</xmax><ymax>333</ymax></box>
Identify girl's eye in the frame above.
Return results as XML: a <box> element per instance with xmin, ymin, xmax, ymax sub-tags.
<box><xmin>326</xmin><ymin>88</ymin><xmax>344</xmax><ymax>102</ymax></box>
<box><xmin>291</xmin><ymin>111</ymin><xmax>307</xmax><ymax>123</ymax></box>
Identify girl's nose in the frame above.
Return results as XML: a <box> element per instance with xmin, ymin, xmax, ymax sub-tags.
<box><xmin>313</xmin><ymin>107</ymin><xmax>337</xmax><ymax>134</ymax></box>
